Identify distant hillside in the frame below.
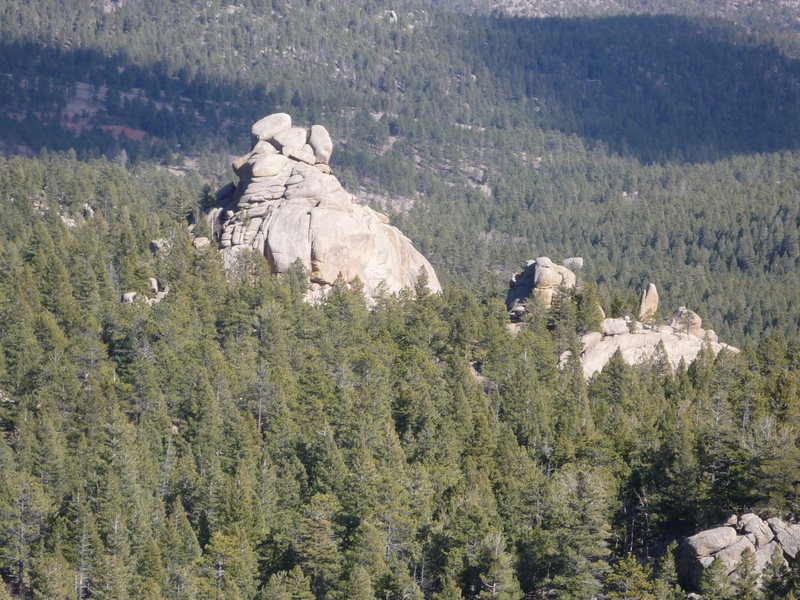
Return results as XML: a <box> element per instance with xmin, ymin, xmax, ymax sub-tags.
<box><xmin>435</xmin><ymin>0</ymin><xmax>800</xmax><ymax>30</ymax></box>
<box><xmin>3</xmin><ymin>1</ymin><xmax>800</xmax><ymax>164</ymax></box>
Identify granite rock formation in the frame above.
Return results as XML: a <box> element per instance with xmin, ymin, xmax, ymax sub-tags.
<box><xmin>507</xmin><ymin>259</ymin><xmax>738</xmax><ymax>376</ymax></box>
<box><xmin>580</xmin><ymin>313</ymin><xmax>737</xmax><ymax>378</ymax></box>
<box><xmin>679</xmin><ymin>514</ymin><xmax>798</xmax><ymax>590</ymax></box>
<box><xmin>208</xmin><ymin>114</ymin><xmax>441</xmax><ymax>302</ymax></box>
<box><xmin>507</xmin><ymin>257</ymin><xmax>577</xmax><ymax>316</ymax></box>
<box><xmin>639</xmin><ymin>282</ymin><xmax>659</xmax><ymax>318</ymax></box>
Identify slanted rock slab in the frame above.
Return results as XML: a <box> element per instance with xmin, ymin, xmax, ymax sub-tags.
<box><xmin>768</xmin><ymin>518</ymin><xmax>800</xmax><ymax>558</ymax></box>
<box><xmin>684</xmin><ymin>526</ymin><xmax>738</xmax><ymax>558</ymax></box>
<box><xmin>252</xmin><ymin>113</ymin><xmax>292</xmax><ymax>141</ymax></box>
<box><xmin>716</xmin><ymin>535</ymin><xmax>756</xmax><ymax>573</ymax></box>
<box><xmin>739</xmin><ymin>514</ymin><xmax>774</xmax><ymax>547</ymax></box>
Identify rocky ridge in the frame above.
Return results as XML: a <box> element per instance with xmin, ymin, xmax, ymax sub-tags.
<box><xmin>579</xmin><ymin>305</ymin><xmax>738</xmax><ymax>378</ymax></box>
<box><xmin>679</xmin><ymin>514</ymin><xmax>800</xmax><ymax>590</ymax></box>
<box><xmin>507</xmin><ymin>258</ymin><xmax>738</xmax><ymax>377</ymax></box>
<box><xmin>208</xmin><ymin>113</ymin><xmax>441</xmax><ymax>302</ymax></box>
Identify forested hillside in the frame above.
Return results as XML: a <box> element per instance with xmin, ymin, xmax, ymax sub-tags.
<box><xmin>443</xmin><ymin>0</ymin><xmax>800</xmax><ymax>31</ymax></box>
<box><xmin>3</xmin><ymin>0</ymin><xmax>800</xmax><ymax>342</ymax></box>
<box><xmin>3</xmin><ymin>2</ymin><xmax>800</xmax><ymax>596</ymax></box>
<box><xmin>2</xmin><ymin>152</ymin><xmax>800</xmax><ymax>600</ymax></box>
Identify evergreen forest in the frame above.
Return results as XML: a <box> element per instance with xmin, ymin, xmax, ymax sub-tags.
<box><xmin>3</xmin><ymin>0</ymin><xmax>800</xmax><ymax>598</ymax></box>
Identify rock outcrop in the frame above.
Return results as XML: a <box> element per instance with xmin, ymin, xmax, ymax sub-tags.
<box><xmin>580</xmin><ymin>316</ymin><xmax>737</xmax><ymax>378</ymax></box>
<box><xmin>121</xmin><ymin>280</ymin><xmax>170</xmax><ymax>307</ymax></box>
<box><xmin>679</xmin><ymin>514</ymin><xmax>796</xmax><ymax>590</ymax></box>
<box><xmin>506</xmin><ymin>258</ymin><xmax>738</xmax><ymax>376</ymax></box>
<box><xmin>208</xmin><ymin>114</ymin><xmax>441</xmax><ymax>302</ymax></box>
<box><xmin>670</xmin><ymin>306</ymin><xmax>707</xmax><ymax>339</ymax></box>
<box><xmin>506</xmin><ymin>257</ymin><xmax>577</xmax><ymax>316</ymax></box>
<box><xmin>562</xmin><ymin>257</ymin><xmax>584</xmax><ymax>271</ymax></box>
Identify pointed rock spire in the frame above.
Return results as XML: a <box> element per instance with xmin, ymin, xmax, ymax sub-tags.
<box><xmin>639</xmin><ymin>282</ymin><xmax>659</xmax><ymax>318</ymax></box>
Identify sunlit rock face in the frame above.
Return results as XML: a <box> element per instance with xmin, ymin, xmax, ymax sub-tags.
<box><xmin>209</xmin><ymin>113</ymin><xmax>441</xmax><ymax>302</ymax></box>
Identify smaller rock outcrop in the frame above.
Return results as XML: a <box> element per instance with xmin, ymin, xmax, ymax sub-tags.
<box><xmin>150</xmin><ymin>239</ymin><xmax>171</xmax><ymax>256</ymax></box>
<box><xmin>670</xmin><ymin>306</ymin><xmax>707</xmax><ymax>338</ymax></box>
<box><xmin>562</xmin><ymin>257</ymin><xmax>583</xmax><ymax>271</ymax></box>
<box><xmin>580</xmin><ymin>317</ymin><xmax>737</xmax><ymax>378</ymax></box>
<box><xmin>506</xmin><ymin>259</ymin><xmax>738</xmax><ymax>376</ymax></box>
<box><xmin>600</xmin><ymin>317</ymin><xmax>629</xmax><ymax>336</ymax></box>
<box><xmin>121</xmin><ymin>280</ymin><xmax>170</xmax><ymax>307</ymax></box>
<box><xmin>679</xmin><ymin>514</ymin><xmax>794</xmax><ymax>590</ymax></box>
<box><xmin>506</xmin><ymin>257</ymin><xmax>577</xmax><ymax>316</ymax></box>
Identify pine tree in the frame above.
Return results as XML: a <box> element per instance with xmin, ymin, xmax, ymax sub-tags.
<box><xmin>163</xmin><ymin>498</ymin><xmax>202</xmax><ymax>600</ymax></box>
<box><xmin>196</xmin><ymin>526</ymin><xmax>258</xmax><ymax>600</ymax></box>
<box><xmin>0</xmin><ymin>466</ymin><xmax>53</xmax><ymax>591</ymax></box>
<box><xmin>603</xmin><ymin>554</ymin><xmax>656</xmax><ymax>600</ymax></box>
<box><xmin>30</xmin><ymin>547</ymin><xmax>73</xmax><ymax>600</ymax></box>
<box><xmin>761</xmin><ymin>545</ymin><xmax>789</xmax><ymax>600</ymax></box>
<box><xmin>432</xmin><ymin>575</ymin><xmax>464</xmax><ymax>600</ymax></box>
<box><xmin>575</xmin><ymin>282</ymin><xmax>604</xmax><ymax>335</ymax></box>
<box><xmin>292</xmin><ymin>494</ymin><xmax>343</xmax><ymax>600</ymax></box>
<box><xmin>652</xmin><ymin>542</ymin><xmax>683</xmax><ymax>600</ymax></box>
<box><xmin>341</xmin><ymin>565</ymin><xmax>376</xmax><ymax>600</ymax></box>
<box><xmin>733</xmin><ymin>548</ymin><xmax>759</xmax><ymax>600</ymax></box>
<box><xmin>258</xmin><ymin>566</ymin><xmax>315</xmax><ymax>600</ymax></box>
<box><xmin>475</xmin><ymin>532</ymin><xmax>522</xmax><ymax>600</ymax></box>
<box><xmin>544</xmin><ymin>465</ymin><xmax>613</xmax><ymax>600</ymax></box>
<box><xmin>25</xmin><ymin>222</ymin><xmax>80</xmax><ymax>330</ymax></box>
<box><xmin>699</xmin><ymin>557</ymin><xmax>734</xmax><ymax>600</ymax></box>
<box><xmin>0</xmin><ymin>581</ymin><xmax>12</xmax><ymax>600</ymax></box>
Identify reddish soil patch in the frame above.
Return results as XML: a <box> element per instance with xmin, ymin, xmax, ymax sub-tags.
<box><xmin>99</xmin><ymin>125</ymin><xmax>147</xmax><ymax>141</ymax></box>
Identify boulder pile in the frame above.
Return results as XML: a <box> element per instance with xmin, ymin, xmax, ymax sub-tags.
<box><xmin>506</xmin><ymin>256</ymin><xmax>578</xmax><ymax>316</ymax></box>
<box><xmin>679</xmin><ymin>514</ymin><xmax>800</xmax><ymax>589</ymax></box>
<box><xmin>121</xmin><ymin>278</ymin><xmax>170</xmax><ymax>307</ymax></box>
<box><xmin>208</xmin><ymin>113</ymin><xmax>441</xmax><ymax>302</ymax></box>
<box><xmin>506</xmin><ymin>259</ymin><xmax>738</xmax><ymax>376</ymax></box>
<box><xmin>580</xmin><ymin>305</ymin><xmax>737</xmax><ymax>378</ymax></box>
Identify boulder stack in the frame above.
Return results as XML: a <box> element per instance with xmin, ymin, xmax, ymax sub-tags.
<box><xmin>506</xmin><ymin>257</ymin><xmax>577</xmax><ymax>317</ymax></box>
<box><xmin>208</xmin><ymin>114</ymin><xmax>441</xmax><ymax>302</ymax></box>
